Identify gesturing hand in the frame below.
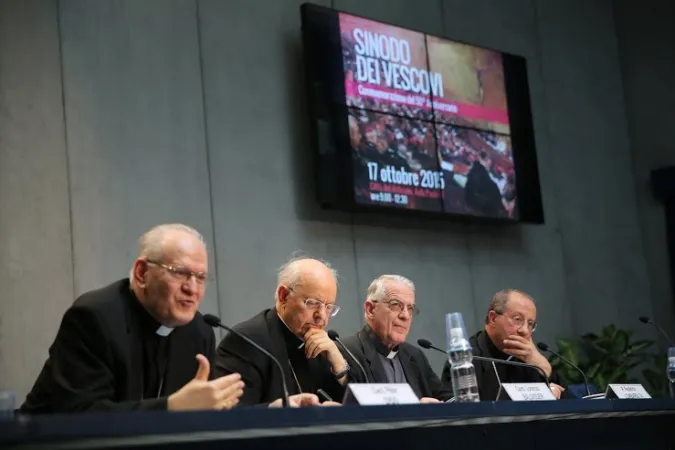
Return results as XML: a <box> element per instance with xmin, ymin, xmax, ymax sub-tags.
<box><xmin>167</xmin><ymin>354</ymin><xmax>244</xmax><ymax>411</ymax></box>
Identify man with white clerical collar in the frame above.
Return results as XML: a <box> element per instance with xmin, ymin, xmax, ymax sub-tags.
<box><xmin>127</xmin><ymin>285</ymin><xmax>176</xmax><ymax>400</ymax></box>
<box><xmin>20</xmin><ymin>224</ymin><xmax>247</xmax><ymax>413</ymax></box>
<box><xmin>214</xmin><ymin>255</ymin><xmax>348</xmax><ymax>406</ymax></box>
<box><xmin>363</xmin><ymin>324</ymin><xmax>405</xmax><ymax>383</ymax></box>
<box><xmin>340</xmin><ymin>275</ymin><xmax>453</xmax><ymax>402</ymax></box>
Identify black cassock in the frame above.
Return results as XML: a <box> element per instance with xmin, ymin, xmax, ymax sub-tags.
<box><xmin>20</xmin><ymin>279</ymin><xmax>215</xmax><ymax>413</ymax></box>
<box><xmin>440</xmin><ymin>330</ymin><xmax>568</xmax><ymax>401</ymax></box>
<box><xmin>214</xmin><ymin>309</ymin><xmax>347</xmax><ymax>406</ymax></box>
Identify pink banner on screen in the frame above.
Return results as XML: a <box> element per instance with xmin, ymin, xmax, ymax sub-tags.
<box><xmin>345</xmin><ymin>80</ymin><xmax>510</xmax><ymax>125</ymax></box>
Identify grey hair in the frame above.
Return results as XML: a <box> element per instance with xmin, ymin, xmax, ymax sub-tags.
<box><xmin>366</xmin><ymin>274</ymin><xmax>415</xmax><ymax>303</ymax></box>
<box><xmin>129</xmin><ymin>223</ymin><xmax>205</xmax><ymax>281</ymax></box>
<box><xmin>275</xmin><ymin>251</ymin><xmax>339</xmax><ymax>299</ymax></box>
<box><xmin>485</xmin><ymin>288</ymin><xmax>535</xmax><ymax>324</ymax></box>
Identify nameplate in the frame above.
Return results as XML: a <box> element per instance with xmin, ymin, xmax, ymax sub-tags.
<box><xmin>501</xmin><ymin>383</ymin><xmax>556</xmax><ymax>401</ymax></box>
<box><xmin>606</xmin><ymin>384</ymin><xmax>651</xmax><ymax>399</ymax></box>
<box><xmin>342</xmin><ymin>383</ymin><xmax>419</xmax><ymax>405</ymax></box>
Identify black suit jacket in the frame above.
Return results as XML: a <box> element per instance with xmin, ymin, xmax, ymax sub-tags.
<box><xmin>214</xmin><ymin>309</ymin><xmax>347</xmax><ymax>405</ymax></box>
<box><xmin>20</xmin><ymin>279</ymin><xmax>215</xmax><ymax>414</ymax></box>
<box><xmin>340</xmin><ymin>326</ymin><xmax>453</xmax><ymax>401</ymax></box>
<box><xmin>440</xmin><ymin>330</ymin><xmax>566</xmax><ymax>401</ymax></box>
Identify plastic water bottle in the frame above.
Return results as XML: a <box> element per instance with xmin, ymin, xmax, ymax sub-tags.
<box><xmin>446</xmin><ymin>312</ymin><xmax>480</xmax><ymax>402</ymax></box>
<box><xmin>667</xmin><ymin>347</ymin><xmax>675</xmax><ymax>399</ymax></box>
<box><xmin>0</xmin><ymin>390</ymin><xmax>15</xmax><ymax>421</ymax></box>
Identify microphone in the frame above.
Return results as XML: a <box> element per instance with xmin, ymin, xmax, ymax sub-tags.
<box><xmin>639</xmin><ymin>316</ymin><xmax>675</xmax><ymax>346</ymax></box>
<box><xmin>537</xmin><ymin>342</ymin><xmax>590</xmax><ymax>396</ymax></box>
<box><xmin>328</xmin><ymin>330</ymin><xmax>369</xmax><ymax>383</ymax></box>
<box><xmin>417</xmin><ymin>339</ymin><xmax>461</xmax><ymax>401</ymax></box>
<box><xmin>203</xmin><ymin>314</ymin><xmax>290</xmax><ymax>407</ymax></box>
<box><xmin>417</xmin><ymin>338</ymin><xmax>444</xmax><ymax>354</ymax></box>
<box><xmin>417</xmin><ymin>338</ymin><xmax>550</xmax><ymax>384</ymax></box>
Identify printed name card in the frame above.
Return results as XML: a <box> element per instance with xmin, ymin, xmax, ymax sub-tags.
<box><xmin>501</xmin><ymin>383</ymin><xmax>556</xmax><ymax>401</ymax></box>
<box><xmin>343</xmin><ymin>383</ymin><xmax>420</xmax><ymax>405</ymax></box>
<box><xmin>606</xmin><ymin>384</ymin><xmax>651</xmax><ymax>399</ymax></box>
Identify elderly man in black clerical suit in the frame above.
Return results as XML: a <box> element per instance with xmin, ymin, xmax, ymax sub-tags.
<box><xmin>21</xmin><ymin>224</ymin><xmax>313</xmax><ymax>414</ymax></box>
<box><xmin>441</xmin><ymin>289</ymin><xmax>567</xmax><ymax>401</ymax></box>
<box><xmin>340</xmin><ymin>275</ymin><xmax>453</xmax><ymax>402</ymax></box>
<box><xmin>214</xmin><ymin>255</ymin><xmax>348</xmax><ymax>406</ymax></box>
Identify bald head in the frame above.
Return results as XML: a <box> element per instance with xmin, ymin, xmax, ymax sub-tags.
<box><xmin>136</xmin><ymin>224</ymin><xmax>205</xmax><ymax>262</ymax></box>
<box><xmin>275</xmin><ymin>255</ymin><xmax>339</xmax><ymax>337</ymax></box>
<box><xmin>277</xmin><ymin>257</ymin><xmax>337</xmax><ymax>292</ymax></box>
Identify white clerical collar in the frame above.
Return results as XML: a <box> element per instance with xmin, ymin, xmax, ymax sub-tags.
<box><xmin>156</xmin><ymin>325</ymin><xmax>174</xmax><ymax>337</ymax></box>
<box><xmin>364</xmin><ymin>324</ymin><xmax>399</xmax><ymax>358</ymax></box>
<box><xmin>277</xmin><ymin>313</ymin><xmax>304</xmax><ymax>349</ymax></box>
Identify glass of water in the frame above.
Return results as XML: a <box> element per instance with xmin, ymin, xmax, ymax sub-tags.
<box><xmin>0</xmin><ymin>390</ymin><xmax>15</xmax><ymax>420</ymax></box>
<box><xmin>668</xmin><ymin>347</ymin><xmax>675</xmax><ymax>399</ymax></box>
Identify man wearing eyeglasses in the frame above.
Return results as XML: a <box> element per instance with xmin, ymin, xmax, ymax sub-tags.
<box><xmin>214</xmin><ymin>255</ymin><xmax>348</xmax><ymax>406</ymax></box>
<box><xmin>339</xmin><ymin>275</ymin><xmax>453</xmax><ymax>402</ymax></box>
<box><xmin>440</xmin><ymin>289</ymin><xmax>567</xmax><ymax>400</ymax></box>
<box><xmin>20</xmin><ymin>224</ymin><xmax>248</xmax><ymax>414</ymax></box>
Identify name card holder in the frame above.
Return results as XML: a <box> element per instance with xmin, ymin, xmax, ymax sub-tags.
<box><xmin>342</xmin><ymin>383</ymin><xmax>420</xmax><ymax>405</ymax></box>
<box><xmin>605</xmin><ymin>384</ymin><xmax>651</xmax><ymax>399</ymax></box>
<box><xmin>501</xmin><ymin>382</ymin><xmax>556</xmax><ymax>401</ymax></box>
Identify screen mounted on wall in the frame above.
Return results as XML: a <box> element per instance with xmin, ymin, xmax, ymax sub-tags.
<box><xmin>301</xmin><ymin>4</ymin><xmax>544</xmax><ymax>224</ymax></box>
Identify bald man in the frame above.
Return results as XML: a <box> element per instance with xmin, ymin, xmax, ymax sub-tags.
<box><xmin>214</xmin><ymin>255</ymin><xmax>349</xmax><ymax>406</ymax></box>
<box><xmin>21</xmin><ymin>224</ymin><xmax>245</xmax><ymax>413</ymax></box>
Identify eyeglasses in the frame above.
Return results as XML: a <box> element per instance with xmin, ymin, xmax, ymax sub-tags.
<box><xmin>372</xmin><ymin>299</ymin><xmax>419</xmax><ymax>316</ymax></box>
<box><xmin>495</xmin><ymin>311</ymin><xmax>537</xmax><ymax>332</ymax></box>
<box><xmin>288</xmin><ymin>288</ymin><xmax>340</xmax><ymax>317</ymax></box>
<box><xmin>146</xmin><ymin>260</ymin><xmax>208</xmax><ymax>285</ymax></box>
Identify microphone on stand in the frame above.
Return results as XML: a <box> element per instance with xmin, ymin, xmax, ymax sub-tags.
<box><xmin>416</xmin><ymin>338</ymin><xmax>445</xmax><ymax>355</ymax></box>
<box><xmin>328</xmin><ymin>330</ymin><xmax>370</xmax><ymax>383</ymax></box>
<box><xmin>537</xmin><ymin>342</ymin><xmax>590</xmax><ymax>397</ymax></box>
<box><xmin>203</xmin><ymin>314</ymin><xmax>290</xmax><ymax>407</ymax></box>
<box><xmin>639</xmin><ymin>316</ymin><xmax>675</xmax><ymax>346</ymax></box>
<box><xmin>417</xmin><ymin>338</ymin><xmax>551</xmax><ymax>385</ymax></box>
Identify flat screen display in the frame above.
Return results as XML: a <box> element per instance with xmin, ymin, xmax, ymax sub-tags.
<box><xmin>302</xmin><ymin>4</ymin><xmax>543</xmax><ymax>224</ymax></box>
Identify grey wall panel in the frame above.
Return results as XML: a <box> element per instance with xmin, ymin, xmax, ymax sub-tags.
<box><xmin>59</xmin><ymin>0</ymin><xmax>220</xmax><ymax>317</ymax></box>
<box><xmin>614</xmin><ymin>0</ymin><xmax>675</xmax><ymax>346</ymax></box>
<box><xmin>0</xmin><ymin>0</ymin><xmax>74</xmax><ymax>401</ymax></box>
<box><xmin>335</xmin><ymin>0</ymin><xmax>445</xmax><ymax>36</ymax></box>
<box><xmin>535</xmin><ymin>0</ymin><xmax>653</xmax><ymax>336</ymax></box>
<box><xmin>197</xmin><ymin>0</ymin><xmax>362</xmax><ymax>334</ymax></box>
<box><xmin>467</xmin><ymin>227</ymin><xmax>571</xmax><ymax>348</ymax></box>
